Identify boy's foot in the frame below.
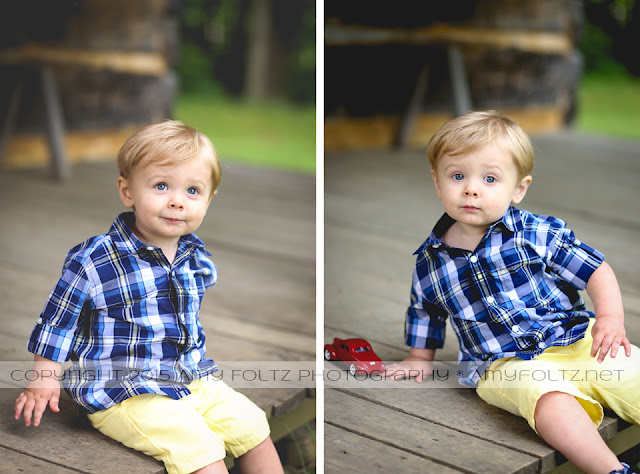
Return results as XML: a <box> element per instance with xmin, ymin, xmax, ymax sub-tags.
<box><xmin>609</xmin><ymin>463</ymin><xmax>637</xmax><ymax>474</ymax></box>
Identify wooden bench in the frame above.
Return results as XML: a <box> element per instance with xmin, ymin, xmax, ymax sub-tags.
<box><xmin>0</xmin><ymin>160</ymin><xmax>316</xmax><ymax>471</ymax></box>
<box><xmin>324</xmin><ymin>133</ymin><xmax>640</xmax><ymax>472</ymax></box>
<box><xmin>324</xmin><ymin>19</ymin><xmax>578</xmax><ymax>152</ymax></box>
<box><xmin>0</xmin><ymin>44</ymin><xmax>170</xmax><ymax>180</ymax></box>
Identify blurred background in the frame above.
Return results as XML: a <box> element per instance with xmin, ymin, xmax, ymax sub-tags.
<box><xmin>324</xmin><ymin>0</ymin><xmax>640</xmax><ymax>151</ymax></box>
<box><xmin>0</xmin><ymin>0</ymin><xmax>315</xmax><ymax>176</ymax></box>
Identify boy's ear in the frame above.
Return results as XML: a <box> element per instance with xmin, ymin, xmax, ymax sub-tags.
<box><xmin>117</xmin><ymin>176</ymin><xmax>134</xmax><ymax>208</ymax></box>
<box><xmin>204</xmin><ymin>191</ymin><xmax>216</xmax><ymax>214</ymax></box>
<box><xmin>512</xmin><ymin>175</ymin><xmax>532</xmax><ymax>204</ymax></box>
<box><xmin>431</xmin><ymin>169</ymin><xmax>442</xmax><ymax>198</ymax></box>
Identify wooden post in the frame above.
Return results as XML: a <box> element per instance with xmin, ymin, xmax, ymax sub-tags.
<box><xmin>40</xmin><ymin>66</ymin><xmax>70</xmax><ymax>180</ymax></box>
<box><xmin>394</xmin><ymin>64</ymin><xmax>429</xmax><ymax>150</ymax></box>
<box><xmin>0</xmin><ymin>82</ymin><xmax>22</xmax><ymax>166</ymax></box>
<box><xmin>447</xmin><ymin>46</ymin><xmax>472</xmax><ymax>117</ymax></box>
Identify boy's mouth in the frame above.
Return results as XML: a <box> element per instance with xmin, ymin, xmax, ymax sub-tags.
<box><xmin>162</xmin><ymin>217</ymin><xmax>183</xmax><ymax>223</ymax></box>
<box><xmin>462</xmin><ymin>205</ymin><xmax>480</xmax><ymax>212</ymax></box>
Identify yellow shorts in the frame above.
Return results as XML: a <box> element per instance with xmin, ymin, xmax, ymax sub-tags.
<box><xmin>88</xmin><ymin>377</ymin><xmax>270</xmax><ymax>474</ymax></box>
<box><xmin>476</xmin><ymin>319</ymin><xmax>640</xmax><ymax>435</ymax></box>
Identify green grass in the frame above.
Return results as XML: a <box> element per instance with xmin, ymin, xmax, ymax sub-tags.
<box><xmin>175</xmin><ymin>92</ymin><xmax>316</xmax><ymax>175</ymax></box>
<box><xmin>576</xmin><ymin>72</ymin><xmax>640</xmax><ymax>141</ymax></box>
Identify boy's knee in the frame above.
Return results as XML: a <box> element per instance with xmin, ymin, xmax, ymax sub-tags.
<box><xmin>534</xmin><ymin>391</ymin><xmax>574</xmax><ymax>419</ymax></box>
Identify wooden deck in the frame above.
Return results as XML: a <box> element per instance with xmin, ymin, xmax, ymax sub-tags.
<box><xmin>325</xmin><ymin>132</ymin><xmax>640</xmax><ymax>473</ymax></box>
<box><xmin>0</xmin><ymin>160</ymin><xmax>315</xmax><ymax>472</ymax></box>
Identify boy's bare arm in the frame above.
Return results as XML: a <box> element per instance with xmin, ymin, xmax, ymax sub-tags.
<box><xmin>385</xmin><ymin>347</ymin><xmax>435</xmax><ymax>383</ymax></box>
<box><xmin>586</xmin><ymin>261</ymin><xmax>632</xmax><ymax>363</ymax></box>
<box><xmin>14</xmin><ymin>355</ymin><xmax>62</xmax><ymax>427</ymax></box>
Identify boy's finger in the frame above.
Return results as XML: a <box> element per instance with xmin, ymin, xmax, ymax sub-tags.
<box><xmin>49</xmin><ymin>394</ymin><xmax>60</xmax><ymax>413</ymax></box>
<box><xmin>14</xmin><ymin>393</ymin><xmax>26</xmax><ymax>419</ymax></box>
<box><xmin>622</xmin><ymin>339</ymin><xmax>632</xmax><ymax>357</ymax></box>
<box><xmin>609</xmin><ymin>340</ymin><xmax>621</xmax><ymax>359</ymax></box>
<box><xmin>590</xmin><ymin>340</ymin><xmax>601</xmax><ymax>359</ymax></box>
<box><xmin>22</xmin><ymin>397</ymin><xmax>35</xmax><ymax>427</ymax></box>
<box><xmin>590</xmin><ymin>333</ymin><xmax>603</xmax><ymax>358</ymax></box>
<box><xmin>32</xmin><ymin>397</ymin><xmax>51</xmax><ymax>427</ymax></box>
<box><xmin>597</xmin><ymin>339</ymin><xmax>612</xmax><ymax>363</ymax></box>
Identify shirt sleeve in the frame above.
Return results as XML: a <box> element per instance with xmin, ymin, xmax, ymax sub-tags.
<box><xmin>404</xmin><ymin>263</ymin><xmax>448</xmax><ymax>350</ymax></box>
<box><xmin>195</xmin><ymin>250</ymin><xmax>217</xmax><ymax>290</ymax></box>
<box><xmin>28</xmin><ymin>258</ymin><xmax>91</xmax><ymax>362</ymax></box>
<box><xmin>546</xmin><ymin>224</ymin><xmax>604</xmax><ymax>290</ymax></box>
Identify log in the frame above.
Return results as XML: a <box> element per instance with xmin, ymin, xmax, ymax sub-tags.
<box><xmin>0</xmin><ymin>44</ymin><xmax>168</xmax><ymax>76</ymax></box>
<box><xmin>325</xmin><ymin>23</ymin><xmax>573</xmax><ymax>55</ymax></box>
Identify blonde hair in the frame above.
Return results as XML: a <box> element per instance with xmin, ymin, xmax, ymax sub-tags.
<box><xmin>427</xmin><ymin>110</ymin><xmax>534</xmax><ymax>180</ymax></box>
<box><xmin>117</xmin><ymin>120</ymin><xmax>222</xmax><ymax>195</ymax></box>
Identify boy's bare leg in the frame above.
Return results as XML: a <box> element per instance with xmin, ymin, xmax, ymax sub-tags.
<box><xmin>194</xmin><ymin>460</ymin><xmax>228</xmax><ymax>474</ymax></box>
<box><xmin>236</xmin><ymin>437</ymin><xmax>284</xmax><ymax>474</ymax></box>
<box><xmin>534</xmin><ymin>391</ymin><xmax>624</xmax><ymax>474</ymax></box>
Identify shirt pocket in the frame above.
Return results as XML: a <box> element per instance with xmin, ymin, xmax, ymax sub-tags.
<box><xmin>487</xmin><ymin>245</ymin><xmax>546</xmax><ymax>295</ymax></box>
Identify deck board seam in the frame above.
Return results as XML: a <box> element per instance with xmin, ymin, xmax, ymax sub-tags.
<box><xmin>207</xmin><ymin>238</ymin><xmax>315</xmax><ymax>266</ymax></box>
<box><xmin>324</xmin><ymin>418</ymin><xmax>477</xmax><ymax>473</ymax></box>
<box><xmin>335</xmin><ymin>388</ymin><xmax>548</xmax><ymax>464</ymax></box>
<box><xmin>0</xmin><ymin>443</ymin><xmax>89</xmax><ymax>473</ymax></box>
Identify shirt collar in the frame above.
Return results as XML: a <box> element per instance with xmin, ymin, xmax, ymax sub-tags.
<box><xmin>414</xmin><ymin>206</ymin><xmax>521</xmax><ymax>255</ymax></box>
<box><xmin>109</xmin><ymin>212</ymin><xmax>207</xmax><ymax>256</ymax></box>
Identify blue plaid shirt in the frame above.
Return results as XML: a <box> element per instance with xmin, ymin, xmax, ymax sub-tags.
<box><xmin>406</xmin><ymin>206</ymin><xmax>604</xmax><ymax>387</ymax></box>
<box><xmin>28</xmin><ymin>212</ymin><xmax>218</xmax><ymax>413</ymax></box>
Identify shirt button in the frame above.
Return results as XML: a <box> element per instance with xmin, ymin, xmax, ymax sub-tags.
<box><xmin>432</xmin><ymin>244</ymin><xmax>440</xmax><ymax>249</ymax></box>
<box><xmin>146</xmin><ymin>246</ymin><xmax>154</xmax><ymax>251</ymax></box>
<box><xmin>36</xmin><ymin>317</ymin><xmax>44</xmax><ymax>324</ymax></box>
<box><xmin>538</xmin><ymin>342</ymin><xmax>547</xmax><ymax>349</ymax></box>
<box><xmin>486</xmin><ymin>296</ymin><xmax>495</xmax><ymax>305</ymax></box>
<box><xmin>511</xmin><ymin>325</ymin><xmax>521</xmax><ymax>334</ymax></box>
<box><xmin>469</xmin><ymin>255</ymin><xmax>478</xmax><ymax>263</ymax></box>
<box><xmin>574</xmin><ymin>239</ymin><xmax>581</xmax><ymax>245</ymax></box>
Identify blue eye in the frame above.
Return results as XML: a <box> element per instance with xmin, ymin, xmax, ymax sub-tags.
<box><xmin>155</xmin><ymin>183</ymin><xmax>168</xmax><ymax>191</ymax></box>
<box><xmin>187</xmin><ymin>187</ymin><xmax>199</xmax><ymax>195</ymax></box>
<box><xmin>485</xmin><ymin>176</ymin><xmax>496</xmax><ymax>183</ymax></box>
<box><xmin>453</xmin><ymin>173</ymin><xmax>464</xmax><ymax>181</ymax></box>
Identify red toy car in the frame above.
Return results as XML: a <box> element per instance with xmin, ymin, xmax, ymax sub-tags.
<box><xmin>324</xmin><ymin>338</ymin><xmax>384</xmax><ymax>375</ymax></box>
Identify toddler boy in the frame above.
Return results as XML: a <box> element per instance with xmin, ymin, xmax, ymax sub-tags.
<box><xmin>14</xmin><ymin>121</ymin><xmax>283</xmax><ymax>474</ymax></box>
<box><xmin>385</xmin><ymin>111</ymin><xmax>639</xmax><ymax>474</ymax></box>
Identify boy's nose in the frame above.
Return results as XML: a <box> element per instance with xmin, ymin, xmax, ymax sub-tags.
<box><xmin>464</xmin><ymin>184</ymin><xmax>479</xmax><ymax>197</ymax></box>
<box><xmin>169</xmin><ymin>196</ymin><xmax>184</xmax><ymax>210</ymax></box>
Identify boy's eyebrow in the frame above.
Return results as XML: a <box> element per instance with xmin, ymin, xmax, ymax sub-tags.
<box><xmin>145</xmin><ymin>174</ymin><xmax>209</xmax><ymax>188</ymax></box>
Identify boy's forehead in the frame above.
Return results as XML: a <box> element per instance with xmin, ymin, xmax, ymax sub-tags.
<box><xmin>438</xmin><ymin>143</ymin><xmax>515</xmax><ymax>168</ymax></box>
<box><xmin>134</xmin><ymin>154</ymin><xmax>214</xmax><ymax>181</ymax></box>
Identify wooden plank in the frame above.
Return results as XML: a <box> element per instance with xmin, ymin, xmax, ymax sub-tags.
<box><xmin>0</xmin><ymin>446</ymin><xmax>80</xmax><ymax>473</ymax></box>
<box><xmin>0</xmin><ymin>161</ymin><xmax>315</xmax><ymax>265</ymax></box>
<box><xmin>338</xmin><ymin>387</ymin><xmax>624</xmax><ymax>472</ymax></box>
<box><xmin>325</xmin><ymin>389</ymin><xmax>540</xmax><ymax>473</ymax></box>
<box><xmin>0</xmin><ymin>45</ymin><xmax>168</xmax><ymax>76</ymax></box>
<box><xmin>325</xmin><ymin>423</ymin><xmax>460</xmax><ymax>474</ymax></box>
<box><xmin>203</xmin><ymin>312</ymin><xmax>315</xmax><ymax>358</ymax></box>
<box><xmin>1</xmin><ymin>127</ymin><xmax>140</xmax><ymax>170</ymax></box>
<box><xmin>324</xmin><ymin>107</ymin><xmax>565</xmax><ymax>152</ymax></box>
<box><xmin>324</xmin><ymin>23</ymin><xmax>573</xmax><ymax>55</ymax></box>
<box><xmin>0</xmin><ymin>389</ymin><xmax>164</xmax><ymax>473</ymax></box>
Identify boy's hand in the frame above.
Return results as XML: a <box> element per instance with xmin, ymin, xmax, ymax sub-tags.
<box><xmin>590</xmin><ymin>315</ymin><xmax>632</xmax><ymax>363</ymax></box>
<box><xmin>385</xmin><ymin>357</ymin><xmax>434</xmax><ymax>383</ymax></box>
<box><xmin>14</xmin><ymin>378</ymin><xmax>61</xmax><ymax>427</ymax></box>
